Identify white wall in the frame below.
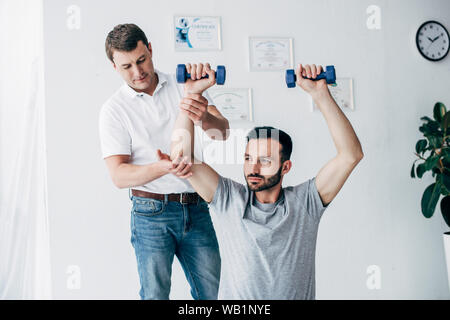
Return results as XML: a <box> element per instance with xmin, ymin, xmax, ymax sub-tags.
<box><xmin>44</xmin><ymin>0</ymin><xmax>450</xmax><ymax>299</ymax></box>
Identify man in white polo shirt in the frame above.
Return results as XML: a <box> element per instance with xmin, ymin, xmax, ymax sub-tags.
<box><xmin>99</xmin><ymin>24</ymin><xmax>229</xmax><ymax>300</ymax></box>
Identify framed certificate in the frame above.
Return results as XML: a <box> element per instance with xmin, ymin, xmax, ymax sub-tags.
<box><xmin>174</xmin><ymin>16</ymin><xmax>222</xmax><ymax>51</ymax></box>
<box><xmin>207</xmin><ymin>88</ymin><xmax>253</xmax><ymax>121</ymax></box>
<box><xmin>249</xmin><ymin>37</ymin><xmax>294</xmax><ymax>71</ymax></box>
<box><xmin>311</xmin><ymin>78</ymin><xmax>355</xmax><ymax>112</ymax></box>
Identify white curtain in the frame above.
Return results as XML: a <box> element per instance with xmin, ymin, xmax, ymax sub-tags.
<box><xmin>0</xmin><ymin>0</ymin><xmax>52</xmax><ymax>299</ymax></box>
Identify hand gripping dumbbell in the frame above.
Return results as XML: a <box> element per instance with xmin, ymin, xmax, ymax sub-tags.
<box><xmin>285</xmin><ymin>65</ymin><xmax>336</xmax><ymax>88</ymax></box>
<box><xmin>176</xmin><ymin>64</ymin><xmax>226</xmax><ymax>85</ymax></box>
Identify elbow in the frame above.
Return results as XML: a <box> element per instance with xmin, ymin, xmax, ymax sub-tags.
<box><xmin>223</xmin><ymin>126</ymin><xmax>230</xmax><ymax>141</ymax></box>
<box><xmin>223</xmin><ymin>120</ymin><xmax>230</xmax><ymax>140</ymax></box>
<box><xmin>340</xmin><ymin>150</ymin><xmax>364</xmax><ymax>164</ymax></box>
<box><xmin>353</xmin><ymin>149</ymin><xmax>364</xmax><ymax>162</ymax></box>
<box><xmin>112</xmin><ymin>176</ymin><xmax>127</xmax><ymax>189</ymax></box>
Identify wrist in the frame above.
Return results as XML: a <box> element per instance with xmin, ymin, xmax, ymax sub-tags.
<box><xmin>184</xmin><ymin>87</ymin><xmax>204</xmax><ymax>96</ymax></box>
<box><xmin>154</xmin><ymin>160</ymin><xmax>170</xmax><ymax>176</ymax></box>
<box><xmin>311</xmin><ymin>88</ymin><xmax>332</xmax><ymax>103</ymax></box>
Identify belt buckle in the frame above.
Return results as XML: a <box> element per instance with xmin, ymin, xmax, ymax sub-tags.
<box><xmin>179</xmin><ymin>193</ymin><xmax>188</xmax><ymax>204</ymax></box>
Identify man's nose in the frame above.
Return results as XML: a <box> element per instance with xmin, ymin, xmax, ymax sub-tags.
<box><xmin>132</xmin><ymin>65</ymin><xmax>143</xmax><ymax>77</ymax></box>
<box><xmin>250</xmin><ymin>162</ymin><xmax>261</xmax><ymax>173</ymax></box>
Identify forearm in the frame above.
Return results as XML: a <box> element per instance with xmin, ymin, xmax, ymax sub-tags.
<box><xmin>201</xmin><ymin>108</ymin><xmax>230</xmax><ymax>140</ymax></box>
<box><xmin>312</xmin><ymin>90</ymin><xmax>363</xmax><ymax>159</ymax></box>
<box><xmin>187</xmin><ymin>162</ymin><xmax>219</xmax><ymax>203</ymax></box>
<box><xmin>114</xmin><ymin>162</ymin><xmax>166</xmax><ymax>189</ymax></box>
<box><xmin>171</xmin><ymin>111</ymin><xmax>195</xmax><ymax>161</ymax></box>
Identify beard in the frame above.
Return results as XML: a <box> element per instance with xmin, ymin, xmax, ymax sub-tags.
<box><xmin>245</xmin><ymin>165</ymin><xmax>283</xmax><ymax>192</ymax></box>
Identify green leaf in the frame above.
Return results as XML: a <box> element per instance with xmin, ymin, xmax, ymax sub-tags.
<box><xmin>411</xmin><ymin>163</ymin><xmax>416</xmax><ymax>178</ymax></box>
<box><xmin>434</xmin><ymin>102</ymin><xmax>447</xmax><ymax>123</ymax></box>
<box><xmin>428</xmin><ymin>136</ymin><xmax>443</xmax><ymax>149</ymax></box>
<box><xmin>424</xmin><ymin>155</ymin><xmax>440</xmax><ymax>170</ymax></box>
<box><xmin>442</xmin><ymin>111</ymin><xmax>450</xmax><ymax>132</ymax></box>
<box><xmin>421</xmin><ymin>182</ymin><xmax>441</xmax><ymax>218</ymax></box>
<box><xmin>416</xmin><ymin>163</ymin><xmax>427</xmax><ymax>178</ymax></box>
<box><xmin>442</xmin><ymin>173</ymin><xmax>450</xmax><ymax>191</ymax></box>
<box><xmin>420</xmin><ymin>116</ymin><xmax>434</xmax><ymax>122</ymax></box>
<box><xmin>415</xmin><ymin>139</ymin><xmax>428</xmax><ymax>154</ymax></box>
<box><xmin>441</xmin><ymin>196</ymin><xmax>450</xmax><ymax>228</ymax></box>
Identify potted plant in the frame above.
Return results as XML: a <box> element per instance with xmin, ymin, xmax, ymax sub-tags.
<box><xmin>411</xmin><ymin>101</ymin><xmax>450</xmax><ymax>290</ymax></box>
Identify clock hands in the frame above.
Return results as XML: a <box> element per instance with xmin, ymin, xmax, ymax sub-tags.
<box><xmin>425</xmin><ymin>34</ymin><xmax>442</xmax><ymax>51</ymax></box>
<box><xmin>427</xmin><ymin>35</ymin><xmax>441</xmax><ymax>43</ymax></box>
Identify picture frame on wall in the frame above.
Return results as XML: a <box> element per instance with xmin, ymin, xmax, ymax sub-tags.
<box><xmin>207</xmin><ymin>88</ymin><xmax>253</xmax><ymax>122</ymax></box>
<box><xmin>248</xmin><ymin>37</ymin><xmax>294</xmax><ymax>71</ymax></box>
<box><xmin>173</xmin><ymin>15</ymin><xmax>222</xmax><ymax>51</ymax></box>
<box><xmin>311</xmin><ymin>78</ymin><xmax>355</xmax><ymax>112</ymax></box>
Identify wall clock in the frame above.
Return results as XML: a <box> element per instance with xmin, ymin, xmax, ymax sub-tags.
<box><xmin>416</xmin><ymin>20</ymin><xmax>449</xmax><ymax>61</ymax></box>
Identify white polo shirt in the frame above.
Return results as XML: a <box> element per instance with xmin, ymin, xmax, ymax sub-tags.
<box><xmin>99</xmin><ymin>69</ymin><xmax>213</xmax><ymax>194</ymax></box>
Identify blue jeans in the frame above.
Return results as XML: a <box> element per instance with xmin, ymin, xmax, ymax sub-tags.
<box><xmin>129</xmin><ymin>193</ymin><xmax>221</xmax><ymax>300</ymax></box>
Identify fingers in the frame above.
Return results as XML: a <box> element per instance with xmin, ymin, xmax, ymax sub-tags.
<box><xmin>183</xmin><ymin>93</ymin><xmax>208</xmax><ymax>105</ymax></box>
<box><xmin>180</xmin><ymin>94</ymin><xmax>208</xmax><ymax>118</ymax></box>
<box><xmin>156</xmin><ymin>149</ymin><xmax>162</xmax><ymax>159</ymax></box>
<box><xmin>303</xmin><ymin>64</ymin><xmax>312</xmax><ymax>78</ymax></box>
<box><xmin>180</xmin><ymin>102</ymin><xmax>203</xmax><ymax>117</ymax></box>
<box><xmin>197</xmin><ymin>63</ymin><xmax>204</xmax><ymax>79</ymax></box>
<box><xmin>310</xmin><ymin>65</ymin><xmax>317</xmax><ymax>79</ymax></box>
<box><xmin>317</xmin><ymin>65</ymin><xmax>323</xmax><ymax>75</ymax></box>
<box><xmin>295</xmin><ymin>63</ymin><xmax>303</xmax><ymax>81</ymax></box>
<box><xmin>186</xmin><ymin>63</ymin><xmax>192</xmax><ymax>77</ymax></box>
<box><xmin>205</xmin><ymin>62</ymin><xmax>216</xmax><ymax>83</ymax></box>
<box><xmin>170</xmin><ymin>156</ymin><xmax>193</xmax><ymax>177</ymax></box>
<box><xmin>185</xmin><ymin>62</ymin><xmax>214</xmax><ymax>81</ymax></box>
<box><xmin>157</xmin><ymin>149</ymin><xmax>170</xmax><ymax>161</ymax></box>
<box><xmin>297</xmin><ymin>63</ymin><xmax>323</xmax><ymax>80</ymax></box>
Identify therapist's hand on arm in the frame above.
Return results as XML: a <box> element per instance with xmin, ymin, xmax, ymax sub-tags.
<box><xmin>104</xmin><ymin>150</ymin><xmax>194</xmax><ymax>189</ymax></box>
<box><xmin>171</xmin><ymin>91</ymin><xmax>220</xmax><ymax>203</ymax></box>
<box><xmin>183</xmin><ymin>62</ymin><xmax>230</xmax><ymax>141</ymax></box>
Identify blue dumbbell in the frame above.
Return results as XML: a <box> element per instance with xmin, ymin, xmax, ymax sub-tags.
<box><xmin>176</xmin><ymin>64</ymin><xmax>226</xmax><ymax>85</ymax></box>
<box><xmin>285</xmin><ymin>65</ymin><xmax>336</xmax><ymax>88</ymax></box>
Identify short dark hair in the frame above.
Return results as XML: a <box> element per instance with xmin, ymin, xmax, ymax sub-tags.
<box><xmin>105</xmin><ymin>24</ymin><xmax>149</xmax><ymax>62</ymax></box>
<box><xmin>246</xmin><ymin>126</ymin><xmax>293</xmax><ymax>163</ymax></box>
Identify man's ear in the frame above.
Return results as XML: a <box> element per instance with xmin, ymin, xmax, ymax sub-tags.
<box><xmin>147</xmin><ymin>42</ymin><xmax>153</xmax><ymax>57</ymax></box>
<box><xmin>282</xmin><ymin>160</ymin><xmax>292</xmax><ymax>175</ymax></box>
<box><xmin>111</xmin><ymin>60</ymin><xmax>116</xmax><ymax>70</ymax></box>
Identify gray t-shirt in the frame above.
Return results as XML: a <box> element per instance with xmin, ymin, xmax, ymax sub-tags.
<box><xmin>209</xmin><ymin>175</ymin><xmax>329</xmax><ymax>300</ymax></box>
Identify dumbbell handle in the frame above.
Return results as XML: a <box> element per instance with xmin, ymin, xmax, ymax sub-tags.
<box><xmin>286</xmin><ymin>65</ymin><xmax>336</xmax><ymax>88</ymax></box>
<box><xmin>177</xmin><ymin>64</ymin><xmax>226</xmax><ymax>85</ymax></box>
<box><xmin>185</xmin><ymin>72</ymin><xmax>215</xmax><ymax>80</ymax></box>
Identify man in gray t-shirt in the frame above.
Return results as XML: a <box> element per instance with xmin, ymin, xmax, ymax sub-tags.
<box><xmin>170</xmin><ymin>63</ymin><xmax>364</xmax><ymax>299</ymax></box>
<box><xmin>209</xmin><ymin>175</ymin><xmax>327</xmax><ymax>299</ymax></box>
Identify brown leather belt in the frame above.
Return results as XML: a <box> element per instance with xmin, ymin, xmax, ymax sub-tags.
<box><xmin>131</xmin><ymin>189</ymin><xmax>201</xmax><ymax>204</ymax></box>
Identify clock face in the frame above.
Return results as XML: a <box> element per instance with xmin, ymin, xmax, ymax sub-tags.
<box><xmin>416</xmin><ymin>21</ymin><xmax>450</xmax><ymax>61</ymax></box>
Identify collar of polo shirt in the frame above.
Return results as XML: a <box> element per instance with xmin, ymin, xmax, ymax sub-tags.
<box><xmin>123</xmin><ymin>69</ymin><xmax>168</xmax><ymax>98</ymax></box>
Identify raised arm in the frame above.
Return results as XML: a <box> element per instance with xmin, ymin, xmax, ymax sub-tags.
<box><xmin>295</xmin><ymin>64</ymin><xmax>364</xmax><ymax>206</ymax></box>
<box><xmin>180</xmin><ymin>63</ymin><xmax>230</xmax><ymax>141</ymax></box>
<box><xmin>170</xmin><ymin>64</ymin><xmax>220</xmax><ymax>203</ymax></box>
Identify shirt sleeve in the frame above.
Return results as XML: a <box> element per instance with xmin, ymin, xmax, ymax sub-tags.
<box><xmin>98</xmin><ymin>105</ymin><xmax>131</xmax><ymax>159</ymax></box>
<box><xmin>307</xmin><ymin>176</ymin><xmax>329</xmax><ymax>221</ymax></box>
<box><xmin>295</xmin><ymin>177</ymin><xmax>329</xmax><ymax>221</ymax></box>
<box><xmin>209</xmin><ymin>175</ymin><xmax>242</xmax><ymax>215</ymax></box>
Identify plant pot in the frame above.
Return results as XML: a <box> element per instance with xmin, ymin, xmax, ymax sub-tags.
<box><xmin>444</xmin><ymin>232</ymin><xmax>450</xmax><ymax>291</ymax></box>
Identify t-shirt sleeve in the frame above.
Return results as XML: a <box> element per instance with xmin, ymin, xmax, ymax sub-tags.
<box><xmin>98</xmin><ymin>105</ymin><xmax>131</xmax><ymax>159</ymax></box>
<box><xmin>296</xmin><ymin>176</ymin><xmax>329</xmax><ymax>221</ymax></box>
<box><xmin>209</xmin><ymin>175</ymin><xmax>240</xmax><ymax>215</ymax></box>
